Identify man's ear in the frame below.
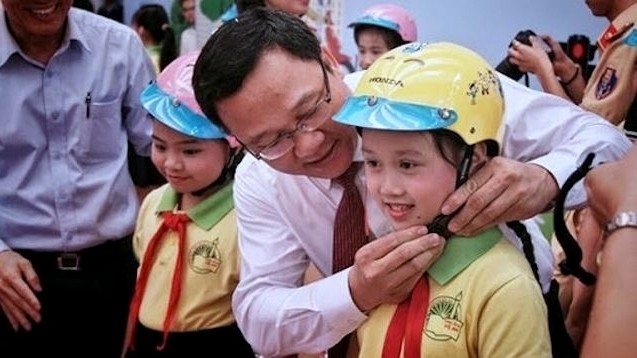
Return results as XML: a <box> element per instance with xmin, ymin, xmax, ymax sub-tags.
<box><xmin>470</xmin><ymin>142</ymin><xmax>489</xmax><ymax>175</ymax></box>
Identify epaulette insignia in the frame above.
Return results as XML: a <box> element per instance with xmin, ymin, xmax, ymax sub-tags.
<box><xmin>599</xmin><ymin>23</ymin><xmax>633</xmax><ymax>50</ymax></box>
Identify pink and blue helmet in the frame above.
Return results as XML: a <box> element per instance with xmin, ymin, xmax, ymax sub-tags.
<box><xmin>348</xmin><ymin>3</ymin><xmax>418</xmax><ymax>43</ymax></box>
<box><xmin>140</xmin><ymin>50</ymin><xmax>226</xmax><ymax>140</ymax></box>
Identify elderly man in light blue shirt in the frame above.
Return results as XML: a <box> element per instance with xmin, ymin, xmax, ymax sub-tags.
<box><xmin>0</xmin><ymin>1</ymin><xmax>155</xmax><ymax>356</ymax></box>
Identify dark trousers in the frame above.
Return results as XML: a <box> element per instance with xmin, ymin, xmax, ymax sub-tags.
<box><xmin>0</xmin><ymin>237</ymin><xmax>138</xmax><ymax>358</ymax></box>
<box><xmin>125</xmin><ymin>321</ymin><xmax>255</xmax><ymax>358</ymax></box>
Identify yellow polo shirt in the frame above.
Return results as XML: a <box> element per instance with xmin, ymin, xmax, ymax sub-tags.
<box><xmin>357</xmin><ymin>228</ymin><xmax>551</xmax><ymax>357</ymax></box>
<box><xmin>133</xmin><ymin>183</ymin><xmax>240</xmax><ymax>332</ymax></box>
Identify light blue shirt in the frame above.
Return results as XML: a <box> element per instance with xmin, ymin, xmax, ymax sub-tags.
<box><xmin>0</xmin><ymin>8</ymin><xmax>156</xmax><ymax>252</ymax></box>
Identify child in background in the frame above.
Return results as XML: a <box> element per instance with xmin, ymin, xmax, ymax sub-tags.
<box><xmin>348</xmin><ymin>3</ymin><xmax>417</xmax><ymax>70</ymax></box>
<box><xmin>334</xmin><ymin>42</ymin><xmax>551</xmax><ymax>357</ymax></box>
<box><xmin>129</xmin><ymin>4</ymin><xmax>179</xmax><ymax>203</ymax></box>
<box><xmin>132</xmin><ymin>4</ymin><xmax>178</xmax><ymax>73</ymax></box>
<box><xmin>178</xmin><ymin>0</ymin><xmax>198</xmax><ymax>55</ymax></box>
<box><xmin>122</xmin><ymin>51</ymin><xmax>252</xmax><ymax>357</ymax></box>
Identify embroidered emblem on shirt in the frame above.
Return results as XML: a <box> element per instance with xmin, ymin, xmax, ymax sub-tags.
<box><xmin>595</xmin><ymin>67</ymin><xmax>618</xmax><ymax>100</ymax></box>
<box><xmin>189</xmin><ymin>238</ymin><xmax>222</xmax><ymax>274</ymax></box>
<box><xmin>425</xmin><ymin>291</ymin><xmax>464</xmax><ymax>341</ymax></box>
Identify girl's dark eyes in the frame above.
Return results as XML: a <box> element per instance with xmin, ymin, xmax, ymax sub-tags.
<box><xmin>183</xmin><ymin>149</ymin><xmax>201</xmax><ymax>155</ymax></box>
<box><xmin>364</xmin><ymin>159</ymin><xmax>379</xmax><ymax>168</ymax></box>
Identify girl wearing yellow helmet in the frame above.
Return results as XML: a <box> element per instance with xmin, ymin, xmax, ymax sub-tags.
<box><xmin>334</xmin><ymin>42</ymin><xmax>551</xmax><ymax>357</ymax></box>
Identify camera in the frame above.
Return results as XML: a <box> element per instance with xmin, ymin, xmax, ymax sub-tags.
<box><xmin>496</xmin><ymin>30</ymin><xmax>555</xmax><ymax>81</ymax></box>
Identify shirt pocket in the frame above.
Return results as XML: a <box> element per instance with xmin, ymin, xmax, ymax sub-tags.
<box><xmin>78</xmin><ymin>99</ymin><xmax>123</xmax><ymax>161</ymax></box>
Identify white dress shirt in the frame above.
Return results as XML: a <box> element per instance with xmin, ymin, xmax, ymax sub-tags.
<box><xmin>231</xmin><ymin>71</ymin><xmax>632</xmax><ymax>357</ymax></box>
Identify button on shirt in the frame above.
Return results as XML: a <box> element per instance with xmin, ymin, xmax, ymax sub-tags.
<box><xmin>231</xmin><ymin>72</ymin><xmax>632</xmax><ymax>357</ymax></box>
<box><xmin>0</xmin><ymin>8</ymin><xmax>156</xmax><ymax>252</ymax></box>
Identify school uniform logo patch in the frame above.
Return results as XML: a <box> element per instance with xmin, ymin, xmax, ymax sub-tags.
<box><xmin>595</xmin><ymin>67</ymin><xmax>618</xmax><ymax>100</ymax></box>
<box><xmin>425</xmin><ymin>291</ymin><xmax>464</xmax><ymax>341</ymax></box>
<box><xmin>189</xmin><ymin>238</ymin><xmax>222</xmax><ymax>274</ymax></box>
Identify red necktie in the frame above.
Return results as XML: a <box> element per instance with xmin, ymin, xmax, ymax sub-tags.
<box><xmin>329</xmin><ymin>163</ymin><xmax>368</xmax><ymax>357</ymax></box>
<box><xmin>332</xmin><ymin>162</ymin><xmax>367</xmax><ymax>273</ymax></box>
<box><xmin>123</xmin><ymin>212</ymin><xmax>190</xmax><ymax>354</ymax></box>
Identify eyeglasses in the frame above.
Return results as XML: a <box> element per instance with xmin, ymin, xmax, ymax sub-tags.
<box><xmin>239</xmin><ymin>61</ymin><xmax>332</xmax><ymax>161</ymax></box>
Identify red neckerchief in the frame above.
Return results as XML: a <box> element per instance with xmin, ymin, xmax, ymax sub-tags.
<box><xmin>382</xmin><ymin>276</ymin><xmax>430</xmax><ymax>358</ymax></box>
<box><xmin>123</xmin><ymin>211</ymin><xmax>191</xmax><ymax>354</ymax></box>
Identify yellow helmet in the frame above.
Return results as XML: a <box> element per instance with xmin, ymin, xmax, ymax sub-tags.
<box><xmin>334</xmin><ymin>42</ymin><xmax>505</xmax><ymax>154</ymax></box>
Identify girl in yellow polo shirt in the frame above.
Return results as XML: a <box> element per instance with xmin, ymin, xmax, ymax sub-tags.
<box><xmin>121</xmin><ymin>51</ymin><xmax>253</xmax><ymax>357</ymax></box>
<box><xmin>334</xmin><ymin>42</ymin><xmax>551</xmax><ymax>357</ymax></box>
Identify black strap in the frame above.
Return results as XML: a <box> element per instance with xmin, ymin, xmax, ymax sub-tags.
<box><xmin>552</xmin><ymin>152</ymin><xmax>597</xmax><ymax>286</ymax></box>
<box><xmin>427</xmin><ymin>145</ymin><xmax>474</xmax><ymax>238</ymax></box>
<box><xmin>544</xmin><ymin>279</ymin><xmax>579</xmax><ymax>357</ymax></box>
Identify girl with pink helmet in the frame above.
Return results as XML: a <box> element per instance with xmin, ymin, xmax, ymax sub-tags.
<box><xmin>349</xmin><ymin>3</ymin><xmax>418</xmax><ymax>70</ymax></box>
<box><xmin>122</xmin><ymin>51</ymin><xmax>252</xmax><ymax>357</ymax></box>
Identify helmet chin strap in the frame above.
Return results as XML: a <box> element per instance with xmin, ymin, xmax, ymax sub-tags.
<box><xmin>552</xmin><ymin>152</ymin><xmax>597</xmax><ymax>286</ymax></box>
<box><xmin>427</xmin><ymin>145</ymin><xmax>474</xmax><ymax>238</ymax></box>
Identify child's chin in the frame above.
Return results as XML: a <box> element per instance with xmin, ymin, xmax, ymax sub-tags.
<box><xmin>391</xmin><ymin>220</ymin><xmax>423</xmax><ymax>232</ymax></box>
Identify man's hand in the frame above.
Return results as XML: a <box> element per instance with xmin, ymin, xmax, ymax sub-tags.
<box><xmin>348</xmin><ymin>226</ymin><xmax>444</xmax><ymax>312</ymax></box>
<box><xmin>441</xmin><ymin>157</ymin><xmax>558</xmax><ymax>236</ymax></box>
<box><xmin>0</xmin><ymin>251</ymin><xmax>42</xmax><ymax>331</ymax></box>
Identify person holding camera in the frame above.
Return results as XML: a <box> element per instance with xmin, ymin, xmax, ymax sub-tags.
<box><xmin>508</xmin><ymin>0</ymin><xmax>637</xmax><ymax>350</ymax></box>
<box><xmin>509</xmin><ymin>0</ymin><xmax>637</xmax><ymax>137</ymax></box>
<box><xmin>507</xmin><ymin>33</ymin><xmax>584</xmax><ymax>102</ymax></box>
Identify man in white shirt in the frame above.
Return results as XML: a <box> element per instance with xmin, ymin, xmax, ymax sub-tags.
<box><xmin>192</xmin><ymin>8</ymin><xmax>632</xmax><ymax>357</ymax></box>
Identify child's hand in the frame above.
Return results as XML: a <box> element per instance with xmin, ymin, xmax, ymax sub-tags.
<box><xmin>347</xmin><ymin>226</ymin><xmax>444</xmax><ymax>312</ymax></box>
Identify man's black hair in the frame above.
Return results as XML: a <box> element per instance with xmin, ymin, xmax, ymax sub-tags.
<box><xmin>193</xmin><ymin>7</ymin><xmax>322</xmax><ymax>131</ymax></box>
<box><xmin>235</xmin><ymin>0</ymin><xmax>265</xmax><ymax>14</ymax></box>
